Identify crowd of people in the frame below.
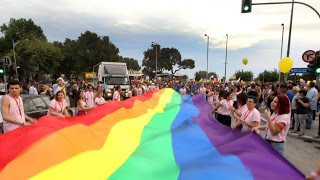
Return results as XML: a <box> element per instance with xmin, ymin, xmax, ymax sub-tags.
<box><xmin>1</xmin><ymin>75</ymin><xmax>320</xmax><ymax>178</ymax></box>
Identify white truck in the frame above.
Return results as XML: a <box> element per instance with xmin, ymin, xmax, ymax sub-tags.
<box><xmin>97</xmin><ymin>62</ymin><xmax>130</xmax><ymax>100</ymax></box>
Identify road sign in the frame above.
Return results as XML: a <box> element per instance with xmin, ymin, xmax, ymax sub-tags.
<box><xmin>3</xmin><ymin>56</ymin><xmax>12</xmax><ymax>67</ymax></box>
<box><xmin>302</xmin><ymin>50</ymin><xmax>317</xmax><ymax>63</ymax></box>
<box><xmin>289</xmin><ymin>68</ymin><xmax>310</xmax><ymax>74</ymax></box>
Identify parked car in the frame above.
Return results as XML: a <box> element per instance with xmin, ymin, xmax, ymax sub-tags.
<box><xmin>1</xmin><ymin>94</ymin><xmax>73</xmax><ymax>121</ymax></box>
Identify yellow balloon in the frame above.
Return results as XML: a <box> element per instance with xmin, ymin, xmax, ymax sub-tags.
<box><xmin>313</xmin><ymin>80</ymin><xmax>316</xmax><ymax>84</ymax></box>
<box><xmin>279</xmin><ymin>57</ymin><xmax>293</xmax><ymax>73</ymax></box>
<box><xmin>307</xmin><ymin>80</ymin><xmax>311</xmax><ymax>85</ymax></box>
<box><xmin>300</xmin><ymin>79</ymin><xmax>303</xmax><ymax>82</ymax></box>
<box><xmin>243</xmin><ymin>58</ymin><xmax>248</xmax><ymax>65</ymax></box>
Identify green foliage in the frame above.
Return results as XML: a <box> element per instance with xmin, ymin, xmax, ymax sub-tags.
<box><xmin>181</xmin><ymin>74</ymin><xmax>188</xmax><ymax>81</ymax></box>
<box><xmin>234</xmin><ymin>69</ymin><xmax>253</xmax><ymax>82</ymax></box>
<box><xmin>0</xmin><ymin>18</ymin><xmax>47</xmax><ymax>57</ymax></box>
<box><xmin>142</xmin><ymin>44</ymin><xmax>195</xmax><ymax>77</ymax></box>
<box><xmin>17</xmin><ymin>40</ymin><xmax>63</xmax><ymax>80</ymax></box>
<box><xmin>120</xmin><ymin>57</ymin><xmax>141</xmax><ymax>71</ymax></box>
<box><xmin>194</xmin><ymin>71</ymin><xmax>217</xmax><ymax>81</ymax></box>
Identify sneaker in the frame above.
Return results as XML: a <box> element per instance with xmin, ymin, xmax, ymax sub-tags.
<box><xmin>298</xmin><ymin>132</ymin><xmax>304</xmax><ymax>136</ymax></box>
<box><xmin>291</xmin><ymin>130</ymin><xmax>297</xmax><ymax>133</ymax></box>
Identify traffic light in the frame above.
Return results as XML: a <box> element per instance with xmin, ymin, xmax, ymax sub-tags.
<box><xmin>0</xmin><ymin>69</ymin><xmax>3</xmax><ymax>74</ymax></box>
<box><xmin>307</xmin><ymin>61</ymin><xmax>316</xmax><ymax>74</ymax></box>
<box><xmin>308</xmin><ymin>51</ymin><xmax>320</xmax><ymax>74</ymax></box>
<box><xmin>315</xmin><ymin>51</ymin><xmax>320</xmax><ymax>74</ymax></box>
<box><xmin>241</xmin><ymin>0</ymin><xmax>252</xmax><ymax>13</ymax></box>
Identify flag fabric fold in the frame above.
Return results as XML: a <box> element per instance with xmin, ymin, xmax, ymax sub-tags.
<box><xmin>0</xmin><ymin>89</ymin><xmax>304</xmax><ymax>180</ymax></box>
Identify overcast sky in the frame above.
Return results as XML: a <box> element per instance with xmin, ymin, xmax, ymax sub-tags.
<box><xmin>1</xmin><ymin>0</ymin><xmax>319</xmax><ymax>79</ymax></box>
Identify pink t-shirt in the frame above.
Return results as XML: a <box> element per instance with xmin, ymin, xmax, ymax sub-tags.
<box><xmin>127</xmin><ymin>90</ymin><xmax>132</xmax><ymax>98</ymax></box>
<box><xmin>207</xmin><ymin>91</ymin><xmax>214</xmax><ymax>104</ymax></box>
<box><xmin>200</xmin><ymin>87</ymin><xmax>206</xmax><ymax>94</ymax></box>
<box><xmin>267</xmin><ymin>113</ymin><xmax>290</xmax><ymax>142</ymax></box>
<box><xmin>113</xmin><ymin>91</ymin><xmax>121</xmax><ymax>101</ymax></box>
<box><xmin>218</xmin><ymin>99</ymin><xmax>234</xmax><ymax>116</ymax></box>
<box><xmin>235</xmin><ymin>104</ymin><xmax>248</xmax><ymax>120</ymax></box>
<box><xmin>241</xmin><ymin>108</ymin><xmax>261</xmax><ymax>132</ymax></box>
<box><xmin>77</xmin><ymin>100</ymin><xmax>86</xmax><ymax>111</ymax></box>
<box><xmin>95</xmin><ymin>97</ymin><xmax>106</xmax><ymax>106</ymax></box>
<box><xmin>138</xmin><ymin>88</ymin><xmax>143</xmax><ymax>96</ymax></box>
<box><xmin>214</xmin><ymin>94</ymin><xmax>219</xmax><ymax>104</ymax></box>
<box><xmin>85</xmin><ymin>91</ymin><xmax>94</xmax><ymax>107</ymax></box>
<box><xmin>49</xmin><ymin>99</ymin><xmax>67</xmax><ymax>116</ymax></box>
<box><xmin>3</xmin><ymin>95</ymin><xmax>26</xmax><ymax>133</ymax></box>
<box><xmin>179</xmin><ymin>88</ymin><xmax>186</xmax><ymax>95</ymax></box>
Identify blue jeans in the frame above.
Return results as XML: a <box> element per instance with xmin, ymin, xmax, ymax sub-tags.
<box><xmin>269</xmin><ymin>141</ymin><xmax>285</xmax><ymax>155</ymax></box>
<box><xmin>306</xmin><ymin>111</ymin><xmax>313</xmax><ymax>129</ymax></box>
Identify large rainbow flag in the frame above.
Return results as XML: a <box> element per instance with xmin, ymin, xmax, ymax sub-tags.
<box><xmin>0</xmin><ymin>89</ymin><xmax>304</xmax><ymax>179</ymax></box>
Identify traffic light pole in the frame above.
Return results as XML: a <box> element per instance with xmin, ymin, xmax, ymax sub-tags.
<box><xmin>252</xmin><ymin>2</ymin><xmax>320</xmax><ymax>19</ymax></box>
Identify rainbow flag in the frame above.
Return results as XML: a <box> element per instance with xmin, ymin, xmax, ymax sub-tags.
<box><xmin>229</xmin><ymin>75</ymin><xmax>236</xmax><ymax>81</ymax></box>
<box><xmin>0</xmin><ymin>89</ymin><xmax>304</xmax><ymax>180</ymax></box>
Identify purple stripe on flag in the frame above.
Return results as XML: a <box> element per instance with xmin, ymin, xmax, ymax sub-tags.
<box><xmin>191</xmin><ymin>94</ymin><xmax>305</xmax><ymax>180</ymax></box>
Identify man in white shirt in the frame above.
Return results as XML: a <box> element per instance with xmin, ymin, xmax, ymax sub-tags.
<box><xmin>29</xmin><ymin>81</ymin><xmax>38</xmax><ymax>95</ymax></box>
<box><xmin>57</xmin><ymin>74</ymin><xmax>67</xmax><ymax>85</ymax></box>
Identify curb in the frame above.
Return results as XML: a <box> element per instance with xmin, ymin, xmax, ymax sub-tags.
<box><xmin>260</xmin><ymin>117</ymin><xmax>320</xmax><ymax>144</ymax></box>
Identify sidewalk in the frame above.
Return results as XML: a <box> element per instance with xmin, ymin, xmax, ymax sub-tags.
<box><xmin>260</xmin><ymin>111</ymin><xmax>320</xmax><ymax>144</ymax></box>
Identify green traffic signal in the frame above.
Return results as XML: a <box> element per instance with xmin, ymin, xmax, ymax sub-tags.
<box><xmin>316</xmin><ymin>68</ymin><xmax>320</xmax><ymax>74</ymax></box>
<box><xmin>0</xmin><ymin>69</ymin><xmax>3</xmax><ymax>74</ymax></box>
<box><xmin>243</xmin><ymin>5</ymin><xmax>250</xmax><ymax>11</ymax></box>
<box><xmin>241</xmin><ymin>0</ymin><xmax>252</xmax><ymax>13</ymax></box>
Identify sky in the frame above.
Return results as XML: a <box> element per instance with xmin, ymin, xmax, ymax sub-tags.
<box><xmin>0</xmin><ymin>0</ymin><xmax>319</xmax><ymax>79</ymax></box>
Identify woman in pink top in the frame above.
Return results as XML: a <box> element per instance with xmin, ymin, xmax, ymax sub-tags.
<box><xmin>74</xmin><ymin>91</ymin><xmax>92</xmax><ymax>116</ymax></box>
<box><xmin>85</xmin><ymin>85</ymin><xmax>94</xmax><ymax>108</ymax></box>
<box><xmin>230</xmin><ymin>92</ymin><xmax>248</xmax><ymax>130</ymax></box>
<box><xmin>113</xmin><ymin>85</ymin><xmax>121</xmax><ymax>101</ymax></box>
<box><xmin>199</xmin><ymin>83</ymin><xmax>206</xmax><ymax>96</ymax></box>
<box><xmin>179</xmin><ymin>85</ymin><xmax>187</xmax><ymax>95</ymax></box>
<box><xmin>211</xmin><ymin>91</ymin><xmax>234</xmax><ymax>126</ymax></box>
<box><xmin>1</xmin><ymin>80</ymin><xmax>37</xmax><ymax>133</ymax></box>
<box><xmin>232</xmin><ymin>96</ymin><xmax>261</xmax><ymax>132</ymax></box>
<box><xmin>49</xmin><ymin>91</ymin><xmax>70</xmax><ymax>118</ymax></box>
<box><xmin>94</xmin><ymin>89</ymin><xmax>106</xmax><ymax>106</ymax></box>
<box><xmin>207</xmin><ymin>86</ymin><xmax>214</xmax><ymax>105</ymax></box>
<box><xmin>254</xmin><ymin>95</ymin><xmax>290</xmax><ymax>155</ymax></box>
<box><xmin>138</xmin><ymin>85</ymin><xmax>143</xmax><ymax>96</ymax></box>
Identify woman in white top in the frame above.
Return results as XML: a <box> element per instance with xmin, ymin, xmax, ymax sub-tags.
<box><xmin>94</xmin><ymin>89</ymin><xmax>106</xmax><ymax>106</ymax></box>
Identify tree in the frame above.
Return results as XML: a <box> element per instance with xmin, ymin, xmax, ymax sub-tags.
<box><xmin>234</xmin><ymin>70</ymin><xmax>253</xmax><ymax>82</ymax></box>
<box><xmin>0</xmin><ymin>18</ymin><xmax>47</xmax><ymax>56</ymax></box>
<box><xmin>142</xmin><ymin>44</ymin><xmax>195</xmax><ymax>77</ymax></box>
<box><xmin>120</xmin><ymin>57</ymin><xmax>141</xmax><ymax>71</ymax></box>
<box><xmin>14</xmin><ymin>40</ymin><xmax>63</xmax><ymax>80</ymax></box>
<box><xmin>194</xmin><ymin>71</ymin><xmax>217</xmax><ymax>81</ymax></box>
<box><xmin>142</xmin><ymin>44</ymin><xmax>161</xmax><ymax>77</ymax></box>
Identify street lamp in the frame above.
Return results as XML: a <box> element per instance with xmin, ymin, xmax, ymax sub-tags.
<box><xmin>151</xmin><ymin>42</ymin><xmax>159</xmax><ymax>79</ymax></box>
<box><xmin>225</xmin><ymin>34</ymin><xmax>228</xmax><ymax>82</ymax></box>
<box><xmin>13</xmin><ymin>39</ymin><xmax>28</xmax><ymax>80</ymax></box>
<box><xmin>279</xmin><ymin>23</ymin><xmax>284</xmax><ymax>82</ymax></box>
<box><xmin>204</xmin><ymin>34</ymin><xmax>209</xmax><ymax>79</ymax></box>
